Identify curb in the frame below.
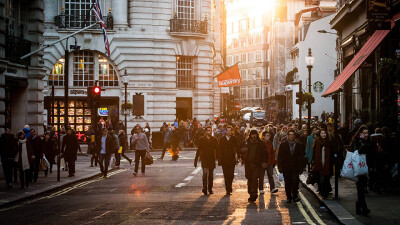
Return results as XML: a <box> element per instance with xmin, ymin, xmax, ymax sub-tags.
<box><xmin>0</xmin><ymin>169</ymin><xmax>112</xmax><ymax>209</ymax></box>
<box><xmin>299</xmin><ymin>174</ymin><xmax>364</xmax><ymax>225</ymax></box>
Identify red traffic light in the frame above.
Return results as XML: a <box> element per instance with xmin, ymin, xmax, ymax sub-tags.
<box><xmin>93</xmin><ymin>86</ymin><xmax>100</xmax><ymax>94</ymax></box>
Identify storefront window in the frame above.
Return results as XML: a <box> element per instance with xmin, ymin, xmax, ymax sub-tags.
<box><xmin>73</xmin><ymin>51</ymin><xmax>94</xmax><ymax>86</ymax></box>
<box><xmin>49</xmin><ymin>58</ymin><xmax>65</xmax><ymax>86</ymax></box>
<box><xmin>98</xmin><ymin>55</ymin><xmax>119</xmax><ymax>86</ymax></box>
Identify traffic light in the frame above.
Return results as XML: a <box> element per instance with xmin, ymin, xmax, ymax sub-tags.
<box><xmin>296</xmin><ymin>91</ymin><xmax>303</xmax><ymax>105</ymax></box>
<box><xmin>92</xmin><ymin>86</ymin><xmax>101</xmax><ymax>109</ymax></box>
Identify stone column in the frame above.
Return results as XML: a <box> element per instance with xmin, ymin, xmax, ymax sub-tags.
<box><xmin>27</xmin><ymin>0</ymin><xmax>46</xmax><ymax>134</ymax></box>
<box><xmin>112</xmin><ymin>0</ymin><xmax>128</xmax><ymax>28</ymax></box>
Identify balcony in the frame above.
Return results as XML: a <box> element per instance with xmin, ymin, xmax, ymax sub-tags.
<box><xmin>170</xmin><ymin>17</ymin><xmax>207</xmax><ymax>37</ymax></box>
<box><xmin>177</xmin><ymin>75</ymin><xmax>196</xmax><ymax>89</ymax></box>
<box><xmin>54</xmin><ymin>14</ymin><xmax>113</xmax><ymax>30</ymax></box>
<box><xmin>5</xmin><ymin>35</ymin><xmax>31</xmax><ymax>66</ymax></box>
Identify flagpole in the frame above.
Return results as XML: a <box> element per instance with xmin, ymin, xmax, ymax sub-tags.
<box><xmin>20</xmin><ymin>22</ymin><xmax>99</xmax><ymax>60</ymax></box>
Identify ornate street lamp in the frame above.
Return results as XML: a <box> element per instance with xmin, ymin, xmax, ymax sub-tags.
<box><xmin>305</xmin><ymin>48</ymin><xmax>314</xmax><ymax>131</ymax></box>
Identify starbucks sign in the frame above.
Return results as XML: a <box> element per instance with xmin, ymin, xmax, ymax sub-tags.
<box><xmin>313</xmin><ymin>81</ymin><xmax>324</xmax><ymax>93</ymax></box>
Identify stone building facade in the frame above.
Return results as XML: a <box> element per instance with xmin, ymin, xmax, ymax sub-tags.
<box><xmin>0</xmin><ymin>0</ymin><xmax>46</xmax><ymax>134</ymax></box>
<box><xmin>42</xmin><ymin>0</ymin><xmax>221</xmax><ymax>139</ymax></box>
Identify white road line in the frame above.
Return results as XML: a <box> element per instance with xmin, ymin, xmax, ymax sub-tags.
<box><xmin>184</xmin><ymin>176</ymin><xmax>194</xmax><ymax>181</ymax></box>
<box><xmin>175</xmin><ymin>183</ymin><xmax>186</xmax><ymax>188</ymax></box>
<box><xmin>299</xmin><ymin>192</ymin><xmax>327</xmax><ymax>225</ymax></box>
<box><xmin>297</xmin><ymin>202</ymin><xmax>317</xmax><ymax>225</ymax></box>
<box><xmin>191</xmin><ymin>167</ymin><xmax>202</xmax><ymax>175</ymax></box>
<box><xmin>94</xmin><ymin>210</ymin><xmax>112</xmax><ymax>219</ymax></box>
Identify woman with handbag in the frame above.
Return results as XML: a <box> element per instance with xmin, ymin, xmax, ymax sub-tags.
<box><xmin>16</xmin><ymin>131</ymin><xmax>34</xmax><ymax>189</ymax></box>
<box><xmin>351</xmin><ymin>125</ymin><xmax>372</xmax><ymax>216</ymax></box>
<box><xmin>131</xmin><ymin>127</ymin><xmax>150</xmax><ymax>176</ymax></box>
<box><xmin>312</xmin><ymin>129</ymin><xmax>331</xmax><ymax>198</ymax></box>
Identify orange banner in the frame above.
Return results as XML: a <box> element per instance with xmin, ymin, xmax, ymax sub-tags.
<box><xmin>217</xmin><ymin>64</ymin><xmax>242</xmax><ymax>87</ymax></box>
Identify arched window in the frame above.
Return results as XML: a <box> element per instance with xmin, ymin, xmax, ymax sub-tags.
<box><xmin>99</xmin><ymin>55</ymin><xmax>119</xmax><ymax>87</ymax></box>
<box><xmin>49</xmin><ymin>58</ymin><xmax>65</xmax><ymax>86</ymax></box>
<box><xmin>73</xmin><ymin>50</ymin><xmax>94</xmax><ymax>86</ymax></box>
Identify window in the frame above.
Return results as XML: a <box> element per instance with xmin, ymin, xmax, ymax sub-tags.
<box><xmin>241</xmin><ymin>53</ymin><xmax>247</xmax><ymax>64</ymax></box>
<box><xmin>233</xmin><ymin>38</ymin><xmax>238</xmax><ymax>48</ymax></box>
<box><xmin>241</xmin><ymin>87</ymin><xmax>247</xmax><ymax>99</ymax></box>
<box><xmin>98</xmin><ymin>55</ymin><xmax>119</xmax><ymax>87</ymax></box>
<box><xmin>65</xmin><ymin>0</ymin><xmax>96</xmax><ymax>28</ymax></box>
<box><xmin>248</xmin><ymin>86</ymin><xmax>255</xmax><ymax>99</ymax></box>
<box><xmin>256</xmin><ymin>51</ymin><xmax>262</xmax><ymax>62</ymax></box>
<box><xmin>239</xmin><ymin>19</ymin><xmax>248</xmax><ymax>31</ymax></box>
<box><xmin>176</xmin><ymin>0</ymin><xmax>195</xmax><ymax>20</ymax></box>
<box><xmin>49</xmin><ymin>58</ymin><xmax>65</xmax><ymax>86</ymax></box>
<box><xmin>250</xmin><ymin>68</ymin><xmax>255</xmax><ymax>79</ymax></box>
<box><xmin>176</xmin><ymin>56</ymin><xmax>194</xmax><ymax>89</ymax></box>
<box><xmin>234</xmin><ymin>54</ymin><xmax>240</xmax><ymax>64</ymax></box>
<box><xmin>255</xmin><ymin>68</ymin><xmax>261</xmax><ymax>79</ymax></box>
<box><xmin>73</xmin><ymin>51</ymin><xmax>94</xmax><ymax>87</ymax></box>
<box><xmin>256</xmin><ymin>87</ymin><xmax>260</xmax><ymax>99</ymax></box>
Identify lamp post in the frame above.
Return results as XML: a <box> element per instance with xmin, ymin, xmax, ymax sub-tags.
<box><xmin>123</xmin><ymin>69</ymin><xmax>129</xmax><ymax>135</ymax></box>
<box><xmin>305</xmin><ymin>48</ymin><xmax>314</xmax><ymax>131</ymax></box>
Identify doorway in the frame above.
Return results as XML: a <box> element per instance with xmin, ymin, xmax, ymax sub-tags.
<box><xmin>176</xmin><ymin>97</ymin><xmax>192</xmax><ymax>121</ymax></box>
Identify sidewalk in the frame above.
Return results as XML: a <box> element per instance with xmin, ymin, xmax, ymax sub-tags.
<box><xmin>0</xmin><ymin>146</ymin><xmax>128</xmax><ymax>208</ymax></box>
<box><xmin>300</xmin><ymin>172</ymin><xmax>400</xmax><ymax>225</ymax></box>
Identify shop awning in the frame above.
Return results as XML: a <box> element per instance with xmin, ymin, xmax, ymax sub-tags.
<box><xmin>323</xmin><ymin>13</ymin><xmax>400</xmax><ymax>97</ymax></box>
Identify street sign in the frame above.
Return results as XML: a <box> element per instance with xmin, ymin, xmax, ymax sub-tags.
<box><xmin>233</xmin><ymin>102</ymin><xmax>241</xmax><ymax>111</ymax></box>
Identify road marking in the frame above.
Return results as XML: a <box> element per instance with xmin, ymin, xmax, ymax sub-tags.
<box><xmin>136</xmin><ymin>208</ymin><xmax>150</xmax><ymax>216</ymax></box>
<box><xmin>297</xmin><ymin>202</ymin><xmax>317</xmax><ymax>225</ymax></box>
<box><xmin>176</xmin><ymin>167</ymin><xmax>202</xmax><ymax>188</ymax></box>
<box><xmin>0</xmin><ymin>169</ymin><xmax>126</xmax><ymax>212</ymax></box>
<box><xmin>299</xmin><ymin>192</ymin><xmax>326</xmax><ymax>225</ymax></box>
<box><xmin>94</xmin><ymin>210</ymin><xmax>112</xmax><ymax>219</ymax></box>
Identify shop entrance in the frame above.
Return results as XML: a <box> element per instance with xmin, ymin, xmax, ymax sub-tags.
<box><xmin>176</xmin><ymin>97</ymin><xmax>192</xmax><ymax>121</ymax></box>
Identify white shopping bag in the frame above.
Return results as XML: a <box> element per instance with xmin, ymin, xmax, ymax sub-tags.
<box><xmin>341</xmin><ymin>151</ymin><xmax>356</xmax><ymax>181</ymax></box>
<box><xmin>43</xmin><ymin>156</ymin><xmax>50</xmax><ymax>168</ymax></box>
<box><xmin>109</xmin><ymin>155</ymin><xmax>116</xmax><ymax>169</ymax></box>
<box><xmin>352</xmin><ymin>150</ymin><xmax>368</xmax><ymax>176</ymax></box>
<box><xmin>279</xmin><ymin>173</ymin><xmax>284</xmax><ymax>181</ymax></box>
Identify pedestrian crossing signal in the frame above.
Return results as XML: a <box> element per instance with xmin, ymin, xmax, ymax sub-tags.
<box><xmin>93</xmin><ymin>86</ymin><xmax>100</xmax><ymax>94</ymax></box>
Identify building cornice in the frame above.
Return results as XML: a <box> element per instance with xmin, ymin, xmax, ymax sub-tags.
<box><xmin>330</xmin><ymin>0</ymin><xmax>365</xmax><ymax>30</ymax></box>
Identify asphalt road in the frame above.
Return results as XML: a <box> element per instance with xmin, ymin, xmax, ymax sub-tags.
<box><xmin>0</xmin><ymin>151</ymin><xmax>338</xmax><ymax>225</ymax></box>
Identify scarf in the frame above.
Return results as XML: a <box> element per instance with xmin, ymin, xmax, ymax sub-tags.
<box><xmin>289</xmin><ymin>140</ymin><xmax>296</xmax><ymax>155</ymax></box>
<box><xmin>19</xmin><ymin>139</ymin><xmax>30</xmax><ymax>171</ymax></box>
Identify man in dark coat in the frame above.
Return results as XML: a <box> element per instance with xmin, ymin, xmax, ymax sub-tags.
<box><xmin>218</xmin><ymin>125</ymin><xmax>239</xmax><ymax>195</ymax></box>
<box><xmin>28</xmin><ymin>129</ymin><xmax>43</xmax><ymax>182</ymax></box>
<box><xmin>194</xmin><ymin>125</ymin><xmax>218</xmax><ymax>195</ymax></box>
<box><xmin>278</xmin><ymin>129</ymin><xmax>305</xmax><ymax>203</ymax></box>
<box><xmin>0</xmin><ymin>128</ymin><xmax>17</xmax><ymax>189</ymax></box>
<box><xmin>61</xmin><ymin>128</ymin><xmax>79</xmax><ymax>177</ymax></box>
<box><xmin>96</xmin><ymin>127</ymin><xmax>115</xmax><ymax>178</ymax></box>
<box><xmin>243</xmin><ymin>129</ymin><xmax>268</xmax><ymax>202</ymax></box>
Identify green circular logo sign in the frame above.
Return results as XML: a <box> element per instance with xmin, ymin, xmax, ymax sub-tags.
<box><xmin>313</xmin><ymin>81</ymin><xmax>324</xmax><ymax>93</ymax></box>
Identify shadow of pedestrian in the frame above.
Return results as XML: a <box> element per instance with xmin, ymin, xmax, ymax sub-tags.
<box><xmin>167</xmin><ymin>195</ymin><xmax>210</xmax><ymax>222</ymax></box>
<box><xmin>206</xmin><ymin>194</ymin><xmax>232</xmax><ymax>222</ymax></box>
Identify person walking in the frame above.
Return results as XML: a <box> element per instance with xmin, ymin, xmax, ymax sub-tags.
<box><xmin>131</xmin><ymin>127</ymin><xmax>150</xmax><ymax>176</ymax></box>
<box><xmin>16</xmin><ymin>131</ymin><xmax>34</xmax><ymax>189</ymax></box>
<box><xmin>305</xmin><ymin>126</ymin><xmax>318</xmax><ymax>172</ymax></box>
<box><xmin>61</xmin><ymin>128</ymin><xmax>79</xmax><ymax>177</ymax></box>
<box><xmin>0</xmin><ymin>128</ymin><xmax>17</xmax><ymax>189</ymax></box>
<box><xmin>312</xmin><ymin>129</ymin><xmax>331</xmax><ymax>198</ymax></box>
<box><xmin>43</xmin><ymin>131</ymin><xmax>57</xmax><ymax>176</ymax></box>
<box><xmin>159</xmin><ymin>125</ymin><xmax>172</xmax><ymax>161</ymax></box>
<box><xmin>278</xmin><ymin>129</ymin><xmax>305</xmax><ymax>203</ymax></box>
<box><xmin>170</xmin><ymin>126</ymin><xmax>180</xmax><ymax>162</ymax></box>
<box><xmin>96</xmin><ymin>127</ymin><xmax>115</xmax><ymax>178</ymax></box>
<box><xmin>28</xmin><ymin>129</ymin><xmax>43</xmax><ymax>182</ymax></box>
<box><xmin>86</xmin><ymin>126</ymin><xmax>98</xmax><ymax>167</ymax></box>
<box><xmin>144</xmin><ymin>122</ymin><xmax>151</xmax><ymax>142</ymax></box>
<box><xmin>218</xmin><ymin>125</ymin><xmax>239</xmax><ymax>195</ymax></box>
<box><xmin>351</xmin><ymin>125</ymin><xmax>372</xmax><ymax>216</ymax></box>
<box><xmin>194</xmin><ymin>126</ymin><xmax>218</xmax><ymax>195</ymax></box>
<box><xmin>118</xmin><ymin>130</ymin><xmax>132</xmax><ymax>164</ymax></box>
<box><xmin>242</xmin><ymin>130</ymin><xmax>268</xmax><ymax>202</ymax></box>
<box><xmin>109</xmin><ymin>130</ymin><xmax>120</xmax><ymax>168</ymax></box>
<box><xmin>262</xmin><ymin>131</ymin><xmax>278</xmax><ymax>194</ymax></box>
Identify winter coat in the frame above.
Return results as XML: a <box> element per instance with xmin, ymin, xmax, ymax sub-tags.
<box><xmin>195</xmin><ymin>135</ymin><xmax>218</xmax><ymax>169</ymax></box>
<box><xmin>43</xmin><ymin>139</ymin><xmax>57</xmax><ymax>164</ymax></box>
<box><xmin>17</xmin><ymin>139</ymin><xmax>34</xmax><ymax>167</ymax></box>
<box><xmin>96</xmin><ymin>134</ymin><xmax>116</xmax><ymax>155</ymax></box>
<box><xmin>118</xmin><ymin>133</ymin><xmax>128</xmax><ymax>151</ymax></box>
<box><xmin>0</xmin><ymin>133</ymin><xmax>18</xmax><ymax>160</ymax></box>
<box><xmin>264</xmin><ymin>141</ymin><xmax>276</xmax><ymax>166</ymax></box>
<box><xmin>305</xmin><ymin>135</ymin><xmax>314</xmax><ymax>163</ymax></box>
<box><xmin>351</xmin><ymin>136</ymin><xmax>372</xmax><ymax>168</ymax></box>
<box><xmin>312</xmin><ymin>138</ymin><xmax>331</xmax><ymax>176</ymax></box>
<box><xmin>61</xmin><ymin>134</ymin><xmax>79</xmax><ymax>161</ymax></box>
<box><xmin>28</xmin><ymin>135</ymin><xmax>43</xmax><ymax>157</ymax></box>
<box><xmin>278</xmin><ymin>140</ymin><xmax>305</xmax><ymax>174</ymax></box>
<box><xmin>243</xmin><ymin>137</ymin><xmax>268</xmax><ymax>167</ymax></box>
<box><xmin>218</xmin><ymin>135</ymin><xmax>239</xmax><ymax>166</ymax></box>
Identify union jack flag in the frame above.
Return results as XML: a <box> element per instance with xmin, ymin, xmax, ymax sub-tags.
<box><xmin>92</xmin><ymin>0</ymin><xmax>110</xmax><ymax>56</ymax></box>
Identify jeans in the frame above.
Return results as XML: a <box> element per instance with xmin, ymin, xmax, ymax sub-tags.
<box><xmin>283</xmin><ymin>171</ymin><xmax>300</xmax><ymax>200</ymax></box>
<box><xmin>222</xmin><ymin>165</ymin><xmax>235</xmax><ymax>192</ymax></box>
<box><xmin>99</xmin><ymin>154</ymin><xmax>111</xmax><ymax>176</ymax></box>
<box><xmin>134</xmin><ymin>150</ymin><xmax>147</xmax><ymax>173</ymax></box>
<box><xmin>266</xmin><ymin>165</ymin><xmax>276</xmax><ymax>190</ymax></box>
<box><xmin>202</xmin><ymin>168</ymin><xmax>214</xmax><ymax>191</ymax></box>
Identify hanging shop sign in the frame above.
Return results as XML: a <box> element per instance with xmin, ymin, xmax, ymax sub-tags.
<box><xmin>313</xmin><ymin>81</ymin><xmax>324</xmax><ymax>93</ymax></box>
<box><xmin>366</xmin><ymin>0</ymin><xmax>391</xmax><ymax>20</ymax></box>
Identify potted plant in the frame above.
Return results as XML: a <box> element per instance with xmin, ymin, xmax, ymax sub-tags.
<box><xmin>121</xmin><ymin>102</ymin><xmax>132</xmax><ymax>115</ymax></box>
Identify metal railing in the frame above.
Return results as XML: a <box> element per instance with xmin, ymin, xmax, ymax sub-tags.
<box><xmin>170</xmin><ymin>18</ymin><xmax>207</xmax><ymax>34</ymax></box>
<box><xmin>177</xmin><ymin>75</ymin><xmax>196</xmax><ymax>89</ymax></box>
<box><xmin>54</xmin><ymin>14</ymin><xmax>113</xmax><ymax>30</ymax></box>
<box><xmin>5</xmin><ymin>35</ymin><xmax>31</xmax><ymax>65</ymax></box>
